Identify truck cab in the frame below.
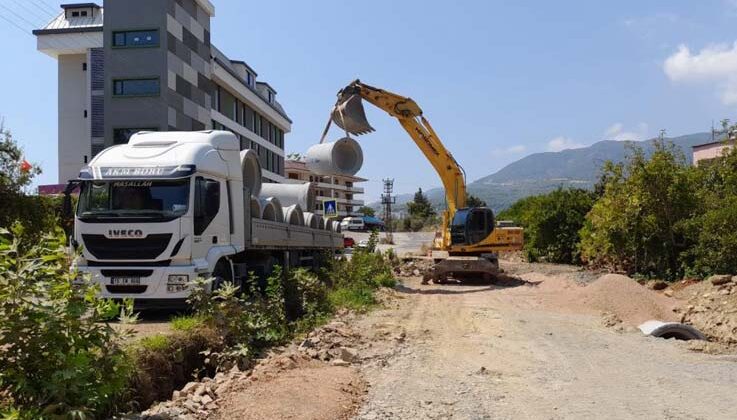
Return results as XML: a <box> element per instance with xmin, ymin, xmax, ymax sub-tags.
<box><xmin>70</xmin><ymin>131</ymin><xmax>342</xmax><ymax>307</ymax></box>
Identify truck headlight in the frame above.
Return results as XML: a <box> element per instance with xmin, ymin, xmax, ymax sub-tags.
<box><xmin>167</xmin><ymin>274</ymin><xmax>189</xmax><ymax>284</ymax></box>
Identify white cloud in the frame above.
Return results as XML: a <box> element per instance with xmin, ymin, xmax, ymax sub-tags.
<box><xmin>664</xmin><ymin>42</ymin><xmax>737</xmax><ymax>105</ymax></box>
<box><xmin>604</xmin><ymin>122</ymin><xmax>649</xmax><ymax>141</ymax></box>
<box><xmin>547</xmin><ymin>136</ymin><xmax>585</xmax><ymax>152</ymax></box>
<box><xmin>489</xmin><ymin>144</ymin><xmax>527</xmax><ymax>157</ymax></box>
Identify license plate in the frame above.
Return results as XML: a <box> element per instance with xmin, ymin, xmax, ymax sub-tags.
<box><xmin>111</xmin><ymin>277</ymin><xmax>141</xmax><ymax>286</ymax></box>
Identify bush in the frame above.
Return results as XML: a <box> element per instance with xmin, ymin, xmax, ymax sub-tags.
<box><xmin>579</xmin><ymin>142</ymin><xmax>696</xmax><ymax>279</ymax></box>
<box><xmin>682</xmin><ymin>146</ymin><xmax>737</xmax><ymax>276</ymax></box>
<box><xmin>170</xmin><ymin>315</ymin><xmax>207</xmax><ymax>333</ymax></box>
<box><xmin>0</xmin><ymin>227</ymin><xmax>131</xmax><ymax>419</ymax></box>
<box><xmin>499</xmin><ymin>188</ymin><xmax>595</xmax><ymax>264</ymax></box>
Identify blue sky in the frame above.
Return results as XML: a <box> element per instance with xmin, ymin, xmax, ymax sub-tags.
<box><xmin>2</xmin><ymin>0</ymin><xmax>737</xmax><ymax>201</ymax></box>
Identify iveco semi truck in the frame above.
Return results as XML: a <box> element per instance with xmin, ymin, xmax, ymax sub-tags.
<box><xmin>65</xmin><ymin>131</ymin><xmax>344</xmax><ymax>306</ymax></box>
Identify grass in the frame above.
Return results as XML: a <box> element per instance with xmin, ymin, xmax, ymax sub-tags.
<box><xmin>327</xmin><ymin>284</ymin><xmax>377</xmax><ymax>311</ymax></box>
<box><xmin>137</xmin><ymin>334</ymin><xmax>170</xmax><ymax>352</ymax></box>
<box><xmin>171</xmin><ymin>314</ymin><xmax>207</xmax><ymax>332</ymax></box>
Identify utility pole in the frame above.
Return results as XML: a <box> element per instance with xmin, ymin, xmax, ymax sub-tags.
<box><xmin>381</xmin><ymin>178</ymin><xmax>395</xmax><ymax>244</ymax></box>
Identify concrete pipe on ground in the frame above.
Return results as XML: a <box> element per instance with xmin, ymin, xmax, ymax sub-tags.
<box><xmin>283</xmin><ymin>204</ymin><xmax>305</xmax><ymax>226</ymax></box>
<box><xmin>259</xmin><ymin>197</ymin><xmax>283</xmax><ymax>222</ymax></box>
<box><xmin>240</xmin><ymin>149</ymin><xmax>262</xmax><ymax>196</ymax></box>
<box><xmin>332</xmin><ymin>220</ymin><xmax>341</xmax><ymax>233</ymax></box>
<box><xmin>259</xmin><ymin>183</ymin><xmax>316</xmax><ymax>211</ymax></box>
<box><xmin>305</xmin><ymin>137</ymin><xmax>363</xmax><ymax>176</ymax></box>
<box><xmin>638</xmin><ymin>320</ymin><xmax>706</xmax><ymax>341</ymax></box>
<box><xmin>250</xmin><ymin>196</ymin><xmax>262</xmax><ymax>219</ymax></box>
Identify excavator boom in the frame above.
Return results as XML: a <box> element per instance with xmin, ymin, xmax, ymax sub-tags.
<box><xmin>329</xmin><ymin>79</ymin><xmax>523</xmax><ymax>283</ymax></box>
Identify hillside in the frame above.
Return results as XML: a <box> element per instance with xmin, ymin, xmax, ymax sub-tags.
<box><xmin>378</xmin><ymin>132</ymin><xmax>713</xmax><ymax>213</ymax></box>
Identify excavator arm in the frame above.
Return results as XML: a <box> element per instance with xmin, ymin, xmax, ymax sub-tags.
<box><xmin>333</xmin><ymin>80</ymin><xmax>467</xmax><ymax>213</ymax></box>
<box><xmin>332</xmin><ymin>80</ymin><xmax>468</xmax><ymax>249</ymax></box>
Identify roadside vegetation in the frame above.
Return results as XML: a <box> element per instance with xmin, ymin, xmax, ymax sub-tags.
<box><xmin>0</xmin><ymin>224</ymin><xmax>397</xmax><ymax>418</ymax></box>
<box><xmin>502</xmin><ymin>135</ymin><xmax>737</xmax><ymax>281</ymax></box>
<box><xmin>498</xmin><ymin>188</ymin><xmax>596</xmax><ymax>264</ymax></box>
<box><xmin>402</xmin><ymin>188</ymin><xmax>440</xmax><ymax>232</ymax></box>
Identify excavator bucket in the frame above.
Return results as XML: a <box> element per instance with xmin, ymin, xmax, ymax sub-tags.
<box><xmin>331</xmin><ymin>94</ymin><xmax>375</xmax><ymax>135</ymax></box>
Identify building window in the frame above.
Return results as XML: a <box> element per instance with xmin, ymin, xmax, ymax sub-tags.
<box><xmin>113</xmin><ymin>78</ymin><xmax>159</xmax><ymax>96</ymax></box>
<box><xmin>113</xmin><ymin>128</ymin><xmax>156</xmax><ymax>145</ymax></box>
<box><xmin>268</xmin><ymin>90</ymin><xmax>274</xmax><ymax>103</ymax></box>
<box><xmin>246</xmin><ymin>72</ymin><xmax>254</xmax><ymax>87</ymax></box>
<box><xmin>81</xmin><ymin>10</ymin><xmax>87</xmax><ymax>16</ymax></box>
<box><xmin>82</xmin><ymin>62</ymin><xmax>87</xmax><ymax>71</ymax></box>
<box><xmin>112</xmin><ymin>30</ymin><xmax>159</xmax><ymax>48</ymax></box>
<box><xmin>72</xmin><ymin>11</ymin><xmax>79</xmax><ymax>17</ymax></box>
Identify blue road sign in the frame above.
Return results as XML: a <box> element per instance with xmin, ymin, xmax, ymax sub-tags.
<box><xmin>324</xmin><ymin>199</ymin><xmax>338</xmax><ymax>218</ymax></box>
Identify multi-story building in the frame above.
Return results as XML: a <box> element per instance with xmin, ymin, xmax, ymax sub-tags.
<box><xmin>692</xmin><ymin>140</ymin><xmax>734</xmax><ymax>166</ymax></box>
<box><xmin>284</xmin><ymin>159</ymin><xmax>366</xmax><ymax>218</ymax></box>
<box><xmin>33</xmin><ymin>1</ymin><xmax>289</xmax><ymax>185</ymax></box>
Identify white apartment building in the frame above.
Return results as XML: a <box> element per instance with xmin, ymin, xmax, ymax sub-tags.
<box><xmin>284</xmin><ymin>159</ymin><xmax>366</xmax><ymax>218</ymax></box>
<box><xmin>34</xmin><ymin>1</ymin><xmax>290</xmax><ymax>186</ymax></box>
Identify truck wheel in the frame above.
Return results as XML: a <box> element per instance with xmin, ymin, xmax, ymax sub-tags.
<box><xmin>211</xmin><ymin>259</ymin><xmax>233</xmax><ymax>292</ymax></box>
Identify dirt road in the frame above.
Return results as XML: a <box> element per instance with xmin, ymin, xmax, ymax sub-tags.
<box><xmin>352</xmin><ymin>263</ymin><xmax>737</xmax><ymax>419</ymax></box>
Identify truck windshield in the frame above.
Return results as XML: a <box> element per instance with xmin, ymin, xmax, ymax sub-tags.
<box><xmin>77</xmin><ymin>179</ymin><xmax>190</xmax><ymax>220</ymax></box>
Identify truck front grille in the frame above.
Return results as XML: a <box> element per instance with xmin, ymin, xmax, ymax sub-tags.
<box><xmin>82</xmin><ymin>234</ymin><xmax>172</xmax><ymax>260</ymax></box>
<box><xmin>106</xmin><ymin>285</ymin><xmax>148</xmax><ymax>294</ymax></box>
<box><xmin>100</xmin><ymin>269</ymin><xmax>154</xmax><ymax>277</ymax></box>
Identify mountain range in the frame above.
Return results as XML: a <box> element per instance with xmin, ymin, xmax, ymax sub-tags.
<box><xmin>376</xmin><ymin>132</ymin><xmax>713</xmax><ymax>213</ymax></box>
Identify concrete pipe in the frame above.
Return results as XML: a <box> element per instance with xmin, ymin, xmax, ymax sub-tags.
<box><xmin>250</xmin><ymin>196</ymin><xmax>262</xmax><ymax>219</ymax></box>
<box><xmin>283</xmin><ymin>204</ymin><xmax>304</xmax><ymax>226</ymax></box>
<box><xmin>303</xmin><ymin>212</ymin><xmax>319</xmax><ymax>229</ymax></box>
<box><xmin>638</xmin><ymin>320</ymin><xmax>706</xmax><ymax>341</ymax></box>
<box><xmin>259</xmin><ymin>197</ymin><xmax>283</xmax><ymax>222</ymax></box>
<box><xmin>324</xmin><ymin>218</ymin><xmax>333</xmax><ymax>231</ymax></box>
<box><xmin>305</xmin><ymin>137</ymin><xmax>363</xmax><ymax>176</ymax></box>
<box><xmin>260</xmin><ymin>182</ymin><xmax>316</xmax><ymax>211</ymax></box>
<box><xmin>240</xmin><ymin>149</ymin><xmax>262</xmax><ymax>196</ymax></box>
<box><xmin>316</xmin><ymin>215</ymin><xmax>325</xmax><ymax>230</ymax></box>
<box><xmin>332</xmin><ymin>220</ymin><xmax>342</xmax><ymax>233</ymax></box>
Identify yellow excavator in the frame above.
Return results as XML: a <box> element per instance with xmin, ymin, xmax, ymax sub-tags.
<box><xmin>329</xmin><ymin>80</ymin><xmax>523</xmax><ymax>283</ymax></box>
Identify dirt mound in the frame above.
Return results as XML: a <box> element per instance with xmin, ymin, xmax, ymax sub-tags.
<box><xmin>577</xmin><ymin>274</ymin><xmax>679</xmax><ymax>326</ymax></box>
<box><xmin>215</xmin><ymin>363</ymin><xmax>365</xmax><ymax>420</ymax></box>
<box><xmin>677</xmin><ymin>276</ymin><xmax>737</xmax><ymax>346</ymax></box>
<box><xmin>516</xmin><ymin>272</ymin><xmax>679</xmax><ymax>327</ymax></box>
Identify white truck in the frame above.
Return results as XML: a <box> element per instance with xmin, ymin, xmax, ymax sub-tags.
<box><xmin>64</xmin><ymin>131</ymin><xmax>343</xmax><ymax>307</ymax></box>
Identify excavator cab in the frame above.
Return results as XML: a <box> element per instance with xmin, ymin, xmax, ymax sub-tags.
<box><xmin>450</xmin><ymin>207</ymin><xmax>495</xmax><ymax>246</ymax></box>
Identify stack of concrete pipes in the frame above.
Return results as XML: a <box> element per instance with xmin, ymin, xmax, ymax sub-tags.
<box><xmin>239</xmin><ymin>137</ymin><xmax>363</xmax><ymax>233</ymax></box>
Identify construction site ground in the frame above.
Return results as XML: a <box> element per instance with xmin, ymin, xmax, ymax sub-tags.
<box><xmin>142</xmin><ymin>233</ymin><xmax>737</xmax><ymax>419</ymax></box>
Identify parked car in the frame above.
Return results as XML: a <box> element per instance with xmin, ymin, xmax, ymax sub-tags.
<box><xmin>340</xmin><ymin>217</ymin><xmax>365</xmax><ymax>231</ymax></box>
<box><xmin>343</xmin><ymin>236</ymin><xmax>355</xmax><ymax>248</ymax></box>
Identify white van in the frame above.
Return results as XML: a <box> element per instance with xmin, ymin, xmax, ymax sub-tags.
<box><xmin>340</xmin><ymin>216</ymin><xmax>365</xmax><ymax>231</ymax></box>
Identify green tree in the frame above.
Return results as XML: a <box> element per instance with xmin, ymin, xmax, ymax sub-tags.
<box><xmin>0</xmin><ymin>123</ymin><xmax>40</xmax><ymax>195</ymax></box>
<box><xmin>579</xmin><ymin>141</ymin><xmax>697</xmax><ymax>279</ymax></box>
<box><xmin>404</xmin><ymin>188</ymin><xmax>437</xmax><ymax>231</ymax></box>
<box><xmin>407</xmin><ymin>188</ymin><xmax>435</xmax><ymax>219</ymax></box>
<box><xmin>466</xmin><ymin>193</ymin><xmax>487</xmax><ymax>208</ymax></box>
<box><xmin>499</xmin><ymin>188</ymin><xmax>595</xmax><ymax>264</ymax></box>
<box><xmin>682</xmin><ymin>144</ymin><xmax>737</xmax><ymax>276</ymax></box>
<box><xmin>357</xmin><ymin>206</ymin><xmax>376</xmax><ymax>217</ymax></box>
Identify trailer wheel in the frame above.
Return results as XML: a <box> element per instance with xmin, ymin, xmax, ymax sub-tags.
<box><xmin>211</xmin><ymin>259</ymin><xmax>233</xmax><ymax>292</ymax></box>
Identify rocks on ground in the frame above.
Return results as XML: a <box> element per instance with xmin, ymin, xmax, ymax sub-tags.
<box><xmin>135</xmin><ymin>313</ymin><xmax>372</xmax><ymax>420</ymax></box>
<box><xmin>675</xmin><ymin>274</ymin><xmax>737</xmax><ymax>348</ymax></box>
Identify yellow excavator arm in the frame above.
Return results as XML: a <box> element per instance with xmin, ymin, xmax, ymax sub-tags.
<box><xmin>332</xmin><ymin>80</ymin><xmax>466</xmax><ymax>248</ymax></box>
<box><xmin>331</xmin><ymin>79</ymin><xmax>522</xmax><ymax>256</ymax></box>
